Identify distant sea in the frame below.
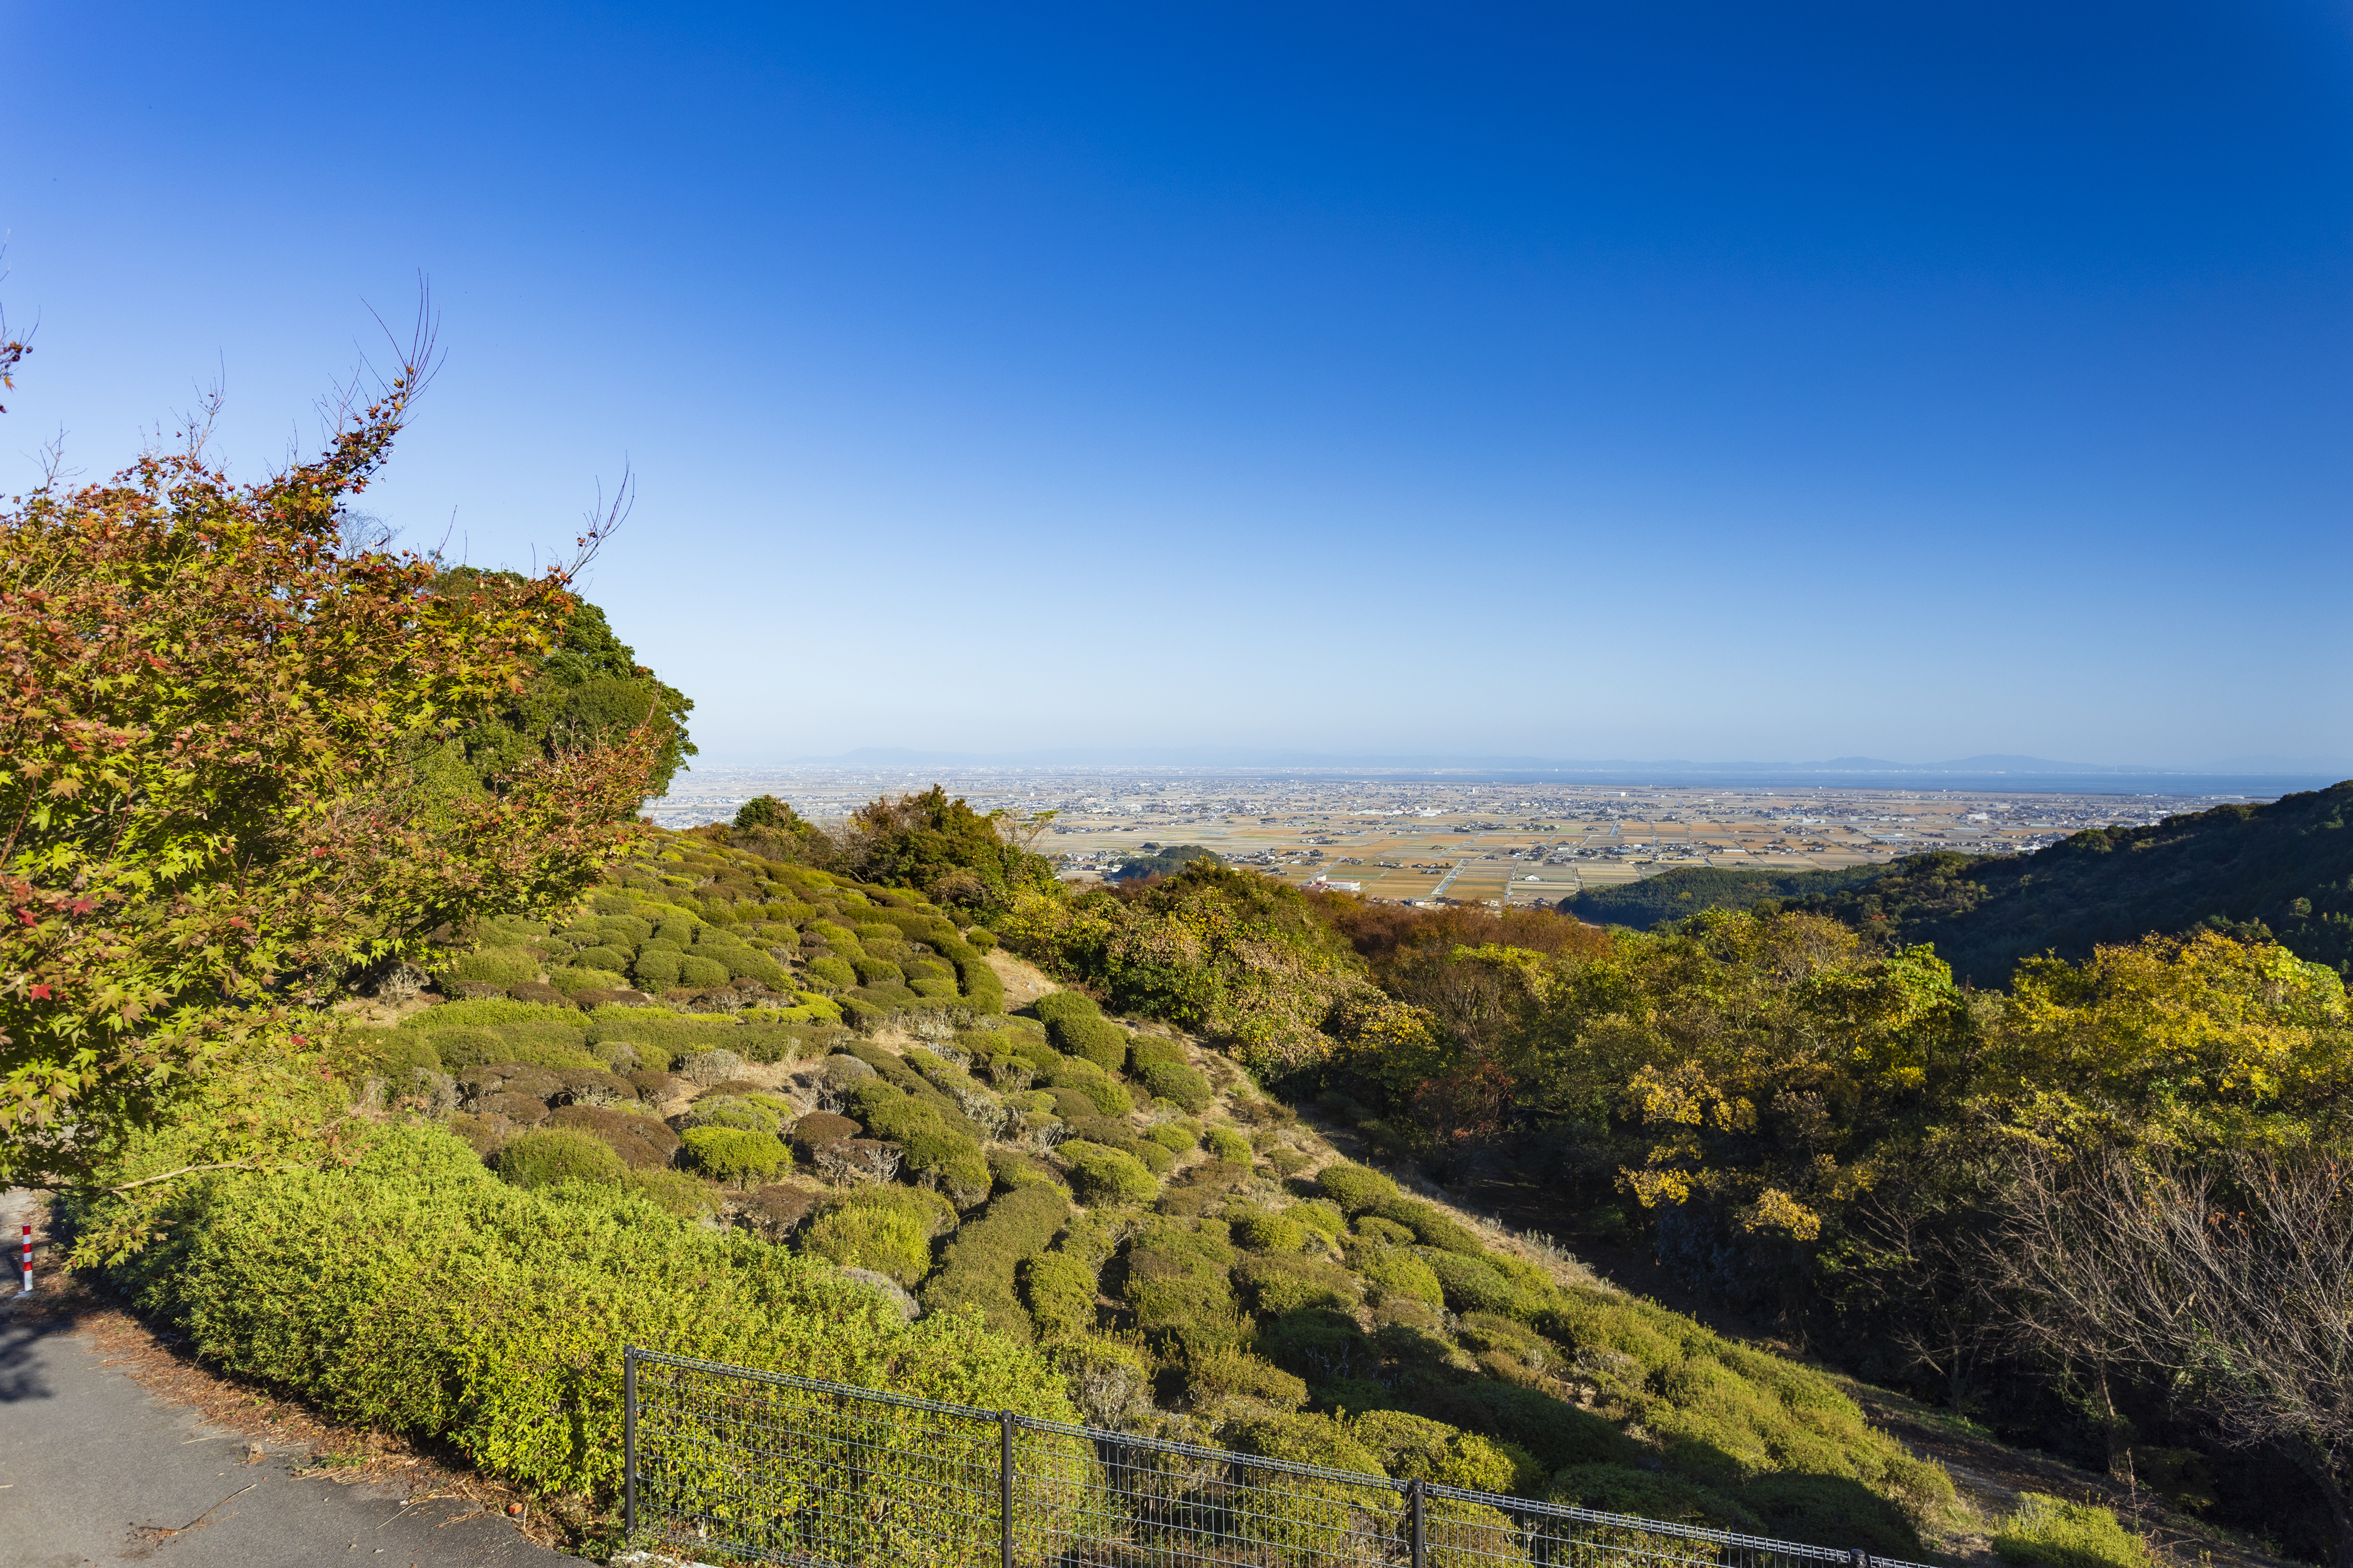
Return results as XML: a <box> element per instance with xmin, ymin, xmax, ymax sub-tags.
<box><xmin>1293</xmin><ymin>770</ymin><xmax>2338</xmax><ymax>798</ymax></box>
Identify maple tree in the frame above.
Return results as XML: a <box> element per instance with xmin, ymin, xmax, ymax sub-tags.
<box><xmin>0</xmin><ymin>322</ymin><xmax>659</xmax><ymax>1189</ymax></box>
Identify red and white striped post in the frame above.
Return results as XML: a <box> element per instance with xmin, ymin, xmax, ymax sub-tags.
<box><xmin>16</xmin><ymin>1222</ymin><xmax>29</xmax><ymax>1296</ymax></box>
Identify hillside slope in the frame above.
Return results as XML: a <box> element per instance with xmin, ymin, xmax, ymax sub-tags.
<box><xmin>302</xmin><ymin>828</ymin><xmax>1972</xmax><ymax>1555</ymax></box>
<box><xmin>1568</xmin><ymin>782</ymin><xmax>2353</xmax><ymax>986</ymax></box>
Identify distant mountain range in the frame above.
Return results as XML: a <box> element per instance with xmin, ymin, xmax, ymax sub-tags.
<box><xmin>744</xmin><ymin>746</ymin><xmax>2352</xmax><ymax>779</ymax></box>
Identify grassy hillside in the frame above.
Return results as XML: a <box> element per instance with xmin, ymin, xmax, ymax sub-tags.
<box><xmin>1566</xmin><ymin>782</ymin><xmax>2353</xmax><ymax>986</ymax></box>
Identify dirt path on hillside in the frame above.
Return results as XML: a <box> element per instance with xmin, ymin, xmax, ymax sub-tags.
<box><xmin>985</xmin><ymin>949</ymin><xmax>1055</xmax><ymax>1008</ymax></box>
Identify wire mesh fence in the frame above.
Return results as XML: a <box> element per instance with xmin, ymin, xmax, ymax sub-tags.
<box><xmin>624</xmin><ymin>1347</ymin><xmax>1934</xmax><ymax>1568</ymax></box>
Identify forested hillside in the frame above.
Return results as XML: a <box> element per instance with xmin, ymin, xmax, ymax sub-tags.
<box><xmin>1568</xmin><ymin>782</ymin><xmax>2353</xmax><ymax>985</ymax></box>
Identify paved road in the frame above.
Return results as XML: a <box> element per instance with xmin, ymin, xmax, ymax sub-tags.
<box><xmin>0</xmin><ymin>1292</ymin><xmax>572</xmax><ymax>1567</ymax></box>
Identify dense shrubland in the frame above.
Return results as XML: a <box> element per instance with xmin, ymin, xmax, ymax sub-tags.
<box><xmin>60</xmin><ymin>814</ymin><xmax>1960</xmax><ymax>1554</ymax></box>
<box><xmin>1006</xmin><ymin>859</ymin><xmax>2353</xmax><ymax>1566</ymax></box>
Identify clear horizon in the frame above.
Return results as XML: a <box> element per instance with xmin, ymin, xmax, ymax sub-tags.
<box><xmin>4</xmin><ymin>4</ymin><xmax>2347</xmax><ymax>766</ymax></box>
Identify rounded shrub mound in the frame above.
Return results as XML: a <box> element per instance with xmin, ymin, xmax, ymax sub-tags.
<box><xmin>804</xmin><ymin>956</ymin><xmax>856</xmax><ymax>990</ymax></box>
<box><xmin>1128</xmin><ymin>1037</ymin><xmax>1211</xmax><ymax>1112</ymax></box>
<box><xmin>801</xmin><ymin>1204</ymin><xmax>935</xmax><ymax>1288</ymax></box>
<box><xmin>1041</xmin><ymin>1057</ymin><xmax>1132</xmax><ymax>1116</ymax></box>
<box><xmin>684</xmin><ymin>1094</ymin><xmax>786</xmax><ymax>1133</ymax></box>
<box><xmin>1206</xmin><ymin>1127</ymin><xmax>1254</xmax><ymax>1165</ymax></box>
<box><xmin>1059</xmin><ymin>1140</ymin><xmax>1159</xmax><ymax>1207</ymax></box>
<box><xmin>1018</xmin><ymin>1252</ymin><xmax>1099</xmax><ymax>1342</ymax></box>
<box><xmin>448</xmin><ymin>945</ymin><xmax>541</xmax><ymax>988</ymax></box>
<box><xmin>1993</xmin><ymin>1494</ymin><xmax>2151</xmax><ymax>1568</ymax></box>
<box><xmin>1316</xmin><ymin>1162</ymin><xmax>1401</xmax><ymax>1214</ymax></box>
<box><xmin>678</xmin><ymin>954</ymin><xmax>731</xmax><ymax>989</ymax></box>
<box><xmin>1048</xmin><ymin>1013</ymin><xmax>1129</xmax><ymax>1072</ymax></box>
<box><xmin>1033</xmin><ymin>990</ymin><xmax>1102</xmax><ymax>1027</ymax></box>
<box><xmin>494</xmin><ymin>1127</ymin><xmax>627</xmax><ymax>1189</ymax></box>
<box><xmin>631</xmin><ymin>948</ymin><xmax>683</xmax><ymax>989</ymax></box>
<box><xmin>680</xmin><ymin>1126</ymin><xmax>792</xmax><ymax>1186</ymax></box>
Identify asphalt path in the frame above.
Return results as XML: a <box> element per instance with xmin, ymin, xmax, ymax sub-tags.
<box><xmin>0</xmin><ymin>1206</ymin><xmax>571</xmax><ymax>1567</ymax></box>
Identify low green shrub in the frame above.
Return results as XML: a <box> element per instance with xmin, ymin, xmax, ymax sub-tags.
<box><xmin>1040</xmin><ymin>1057</ymin><xmax>1132</xmax><ymax>1116</ymax></box>
<box><xmin>621</xmin><ymin>1167</ymin><xmax>718</xmax><ymax>1218</ymax></box>
<box><xmin>1144</xmin><ymin>1122</ymin><xmax>1198</xmax><ymax>1154</ymax></box>
<box><xmin>1351</xmin><ymin>1409</ymin><xmax>1524</xmax><ymax>1492</ymax></box>
<box><xmin>1188</xmin><ymin>1346</ymin><xmax>1309</xmax><ymax>1409</ymax></box>
<box><xmin>1019</xmin><ymin>1252</ymin><xmax>1100</xmax><ymax>1342</ymax></box>
<box><xmin>425</xmin><ymin>1027</ymin><xmax>598</xmax><ymax>1073</ymax></box>
<box><xmin>338</xmin><ymin>1026</ymin><xmax>440</xmax><ymax>1077</ymax></box>
<box><xmin>1227</xmin><ymin>1203</ymin><xmax>1311</xmax><ymax>1255</ymax></box>
<box><xmin>1221</xmin><ymin>1414</ymin><xmax>1398</xmax><ymax>1559</ymax></box>
<box><xmin>1034</xmin><ymin>990</ymin><xmax>1102</xmax><ymax>1027</ymax></box>
<box><xmin>1293</xmin><ymin>1200</ymin><xmax>1345</xmax><ymax>1239</ymax></box>
<box><xmin>547</xmin><ymin>966</ymin><xmax>631</xmax><ymax>996</ymax></box>
<box><xmin>632</xmin><ymin>948</ymin><xmax>683</xmax><ymax>989</ymax></box>
<box><xmin>1545</xmin><ymin>1464</ymin><xmax>1755</xmax><ymax>1529</ymax></box>
<box><xmin>1315</xmin><ymin>1162</ymin><xmax>1401</xmax><ymax>1214</ymax></box>
<box><xmin>804</xmin><ymin>956</ymin><xmax>856</xmax><ymax>990</ymax></box>
<box><xmin>1205</xmin><ymin>1127</ymin><xmax>1253</xmax><ymax>1164</ymax></box>
<box><xmin>1059</xmin><ymin>1141</ymin><xmax>1158</xmax><ymax>1207</ymax></box>
<box><xmin>901</xmin><ymin>1128</ymin><xmax>993</xmax><ymax>1209</ymax></box>
<box><xmin>94</xmin><ymin>1123</ymin><xmax>1077</xmax><ymax>1502</ymax></box>
<box><xmin>545</xmin><ymin>1106</ymin><xmax>681</xmax><ymax>1169</ymax></box>
<box><xmin>801</xmin><ymin>1202</ymin><xmax>935</xmax><ymax>1288</ymax></box>
<box><xmin>935</xmin><ymin>936</ymin><xmax>1004</xmax><ymax>1012</ymax></box>
<box><xmin>1419</xmin><ymin>1249</ymin><xmax>1533</xmax><ymax>1317</ymax></box>
<box><xmin>916</xmin><ymin>1185</ymin><xmax>1074</xmax><ymax>1342</ymax></box>
<box><xmin>1128</xmin><ymin>1037</ymin><xmax>1212</xmax><ymax>1112</ymax></box>
<box><xmin>402</xmin><ymin>999</ymin><xmax>589</xmax><ymax>1032</ymax></box>
<box><xmin>989</xmin><ymin>1149</ymin><xmax>1069</xmax><ymax>1195</ymax></box>
<box><xmin>580</xmin><ymin>1013</ymin><xmax>722</xmax><ymax>1072</ymax></box>
<box><xmin>1360</xmin><ymin>1195</ymin><xmax>1486</xmax><ymax>1257</ymax></box>
<box><xmin>449</xmin><ymin>945</ymin><xmax>543</xmax><ymax>987</ymax></box>
<box><xmin>572</xmin><ymin>944</ymin><xmax>637</xmax><ymax>975</ymax></box>
<box><xmin>494</xmin><ymin>1128</ymin><xmax>627</xmax><ymax>1189</ymax></box>
<box><xmin>1354</xmin><ymin>1245</ymin><xmax>1445</xmax><ymax>1307</ymax></box>
<box><xmin>1235</xmin><ymin>1253</ymin><xmax>1363</xmax><ymax>1317</ymax></box>
<box><xmin>677</xmin><ymin>954</ymin><xmax>731</xmax><ymax>989</ymax></box>
<box><xmin>684</xmin><ymin>1094</ymin><xmax>789</xmax><ymax>1134</ymax></box>
<box><xmin>679</xmin><ymin>1126</ymin><xmax>792</xmax><ymax>1186</ymax></box>
<box><xmin>1048</xmin><ymin>1013</ymin><xmax>1129</xmax><ymax>1072</ymax></box>
<box><xmin>1157</xmin><ymin>1158</ymin><xmax>1251</xmax><ymax>1217</ymax></box>
<box><xmin>1993</xmin><ymin>1494</ymin><xmax>2149</xmax><ymax>1568</ymax></box>
<box><xmin>1121</xmin><ymin>1218</ymin><xmax>1246</xmax><ymax>1359</ymax></box>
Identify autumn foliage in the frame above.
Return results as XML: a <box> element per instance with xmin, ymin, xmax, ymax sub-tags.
<box><xmin>0</xmin><ymin>342</ymin><xmax>658</xmax><ymax>1187</ymax></box>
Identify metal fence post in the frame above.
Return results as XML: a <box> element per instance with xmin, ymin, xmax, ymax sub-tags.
<box><xmin>1001</xmin><ymin>1410</ymin><xmax>1016</xmax><ymax>1568</ymax></box>
<box><xmin>1409</xmin><ymin>1478</ymin><xmax>1425</xmax><ymax>1568</ymax></box>
<box><xmin>624</xmin><ymin>1346</ymin><xmax>638</xmax><ymax>1542</ymax></box>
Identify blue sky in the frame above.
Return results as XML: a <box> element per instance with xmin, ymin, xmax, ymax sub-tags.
<box><xmin>4</xmin><ymin>2</ymin><xmax>2348</xmax><ymax>769</ymax></box>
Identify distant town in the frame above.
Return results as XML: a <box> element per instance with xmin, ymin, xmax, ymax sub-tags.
<box><xmin>646</xmin><ymin>766</ymin><xmax>2268</xmax><ymax>908</ymax></box>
